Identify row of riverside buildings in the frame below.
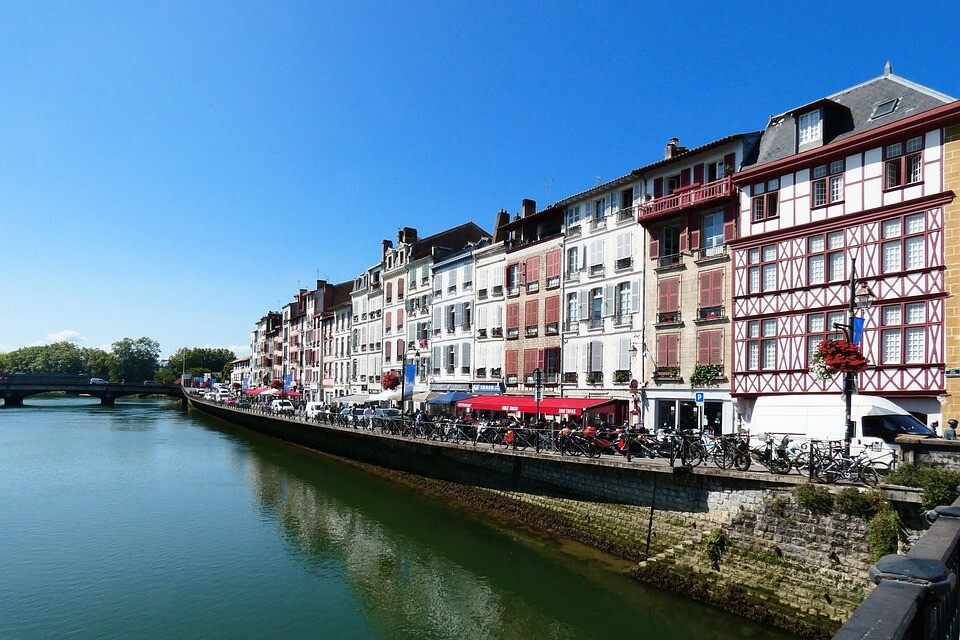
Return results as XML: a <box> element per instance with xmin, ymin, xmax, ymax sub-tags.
<box><xmin>231</xmin><ymin>65</ymin><xmax>960</xmax><ymax>433</ymax></box>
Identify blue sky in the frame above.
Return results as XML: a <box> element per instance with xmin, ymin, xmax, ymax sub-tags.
<box><xmin>2</xmin><ymin>1</ymin><xmax>959</xmax><ymax>358</ymax></box>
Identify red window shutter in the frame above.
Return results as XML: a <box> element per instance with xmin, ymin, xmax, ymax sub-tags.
<box><xmin>723</xmin><ymin>153</ymin><xmax>736</xmax><ymax>175</ymax></box>
<box><xmin>545</xmin><ymin>295</ymin><xmax>559</xmax><ymax>324</ymax></box>
<box><xmin>546</xmin><ymin>249</ymin><xmax>561</xmax><ymax>278</ymax></box>
<box><xmin>681</xmin><ymin>168</ymin><xmax>691</xmax><ymax>187</ymax></box>
<box><xmin>397</xmin><ymin>308</ymin><xmax>404</xmax><ymax>328</ymax></box>
<box><xmin>506</xmin><ymin>350</ymin><xmax>518</xmax><ymax>375</ymax></box>
<box><xmin>668</xmin><ymin>334</ymin><xmax>679</xmax><ymax>367</ymax></box>
<box><xmin>659</xmin><ymin>277</ymin><xmax>679</xmax><ymax>312</ymax></box>
<box><xmin>507</xmin><ymin>303</ymin><xmax>519</xmax><ymax>330</ymax></box>
<box><xmin>723</xmin><ymin>204</ymin><xmax>737</xmax><ymax>242</ymax></box>
<box><xmin>679</xmin><ymin>218</ymin><xmax>689</xmax><ymax>253</ymax></box>
<box><xmin>657</xmin><ymin>335</ymin><xmax>669</xmax><ymax>366</ymax></box>
<box><xmin>397</xmin><ymin>278</ymin><xmax>404</xmax><ymax>297</ymax></box>
<box><xmin>525</xmin><ymin>299</ymin><xmax>538</xmax><ymax>325</ymax></box>
<box><xmin>689</xmin><ymin>214</ymin><xmax>701</xmax><ymax>250</ymax></box>
<box><xmin>649</xmin><ymin>231</ymin><xmax>660</xmax><ymax>259</ymax></box>
<box><xmin>710</xmin><ymin>330</ymin><xmax>722</xmax><ymax>365</ymax></box>
<box><xmin>523</xmin><ymin>349</ymin><xmax>537</xmax><ymax>375</ymax></box>
<box><xmin>659</xmin><ymin>334</ymin><xmax>679</xmax><ymax>367</ymax></box>
<box><xmin>385</xmin><ymin>341</ymin><xmax>392</xmax><ymax>359</ymax></box>
<box><xmin>697</xmin><ymin>332</ymin><xmax>709</xmax><ymax>365</ymax></box>
<box><xmin>654</xmin><ymin>177</ymin><xmax>663</xmax><ymax>198</ymax></box>
<box><xmin>712</xmin><ymin>270</ymin><xmax>724</xmax><ymax>307</ymax></box>
<box><xmin>526</xmin><ymin>257</ymin><xmax>540</xmax><ymax>283</ymax></box>
<box><xmin>398</xmin><ymin>339</ymin><xmax>404</xmax><ymax>355</ymax></box>
<box><xmin>385</xmin><ymin>311</ymin><xmax>392</xmax><ymax>328</ymax></box>
<box><xmin>386</xmin><ymin>282</ymin><xmax>392</xmax><ymax>299</ymax></box>
<box><xmin>693</xmin><ymin>163</ymin><xmax>704</xmax><ymax>185</ymax></box>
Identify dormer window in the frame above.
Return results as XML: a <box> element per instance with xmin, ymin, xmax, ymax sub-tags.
<box><xmin>798</xmin><ymin>110</ymin><xmax>822</xmax><ymax>145</ymax></box>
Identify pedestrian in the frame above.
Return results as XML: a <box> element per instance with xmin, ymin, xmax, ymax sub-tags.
<box><xmin>945</xmin><ymin>419</ymin><xmax>958</xmax><ymax>440</ymax></box>
<box><xmin>931</xmin><ymin>420</ymin><xmax>940</xmax><ymax>436</ymax></box>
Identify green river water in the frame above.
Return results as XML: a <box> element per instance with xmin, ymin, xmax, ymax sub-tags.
<box><xmin>0</xmin><ymin>396</ymin><xmax>798</xmax><ymax>639</ymax></box>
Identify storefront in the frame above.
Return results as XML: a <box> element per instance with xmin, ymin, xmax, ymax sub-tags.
<box><xmin>455</xmin><ymin>395</ymin><xmax>620</xmax><ymax>422</ymax></box>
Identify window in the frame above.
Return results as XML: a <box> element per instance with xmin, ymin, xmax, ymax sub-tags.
<box><xmin>657</xmin><ymin>333</ymin><xmax>679</xmax><ymax>368</ymax></box>
<box><xmin>698</xmin><ymin>270</ymin><xmax>723</xmax><ymax>319</ymax></box>
<box><xmin>881</xmin><ymin>302</ymin><xmax>926</xmax><ymax>365</ymax></box>
<box><xmin>385</xmin><ymin>282</ymin><xmax>393</xmax><ymax>302</ymax></box>
<box><xmin>525</xmin><ymin>299</ymin><xmax>539</xmax><ymax>337</ymax></box>
<box><xmin>506</xmin><ymin>303</ymin><xmax>520</xmax><ymax>339</ymax></box>
<box><xmin>806</xmin><ymin>311</ymin><xmax>845</xmax><ymax>364</ymax></box>
<box><xmin>807</xmin><ymin>231</ymin><xmax>845</xmax><ymax>285</ymax></box>
<box><xmin>811</xmin><ymin>160</ymin><xmax>844</xmax><ymax>207</ymax></box>
<box><xmin>702</xmin><ymin>211</ymin><xmax>724</xmax><ymax>256</ymax></box>
<box><xmin>881</xmin><ymin>213</ymin><xmax>925</xmax><ymax>272</ymax></box>
<box><xmin>659</xmin><ymin>225</ymin><xmax>681</xmax><ymax>265</ymax></box>
<box><xmin>566</xmin><ymin>292</ymin><xmax>578</xmax><ymax>323</ymax></box>
<box><xmin>545</xmin><ymin>249</ymin><xmax>561</xmax><ymax>288</ymax></box>
<box><xmin>697</xmin><ymin>329</ymin><xmax>722</xmax><ymax>365</ymax></box>
<box><xmin>544</xmin><ymin>295</ymin><xmax>559</xmax><ymax>335</ymax></box>
<box><xmin>798</xmin><ymin>109</ymin><xmax>821</xmax><ymax>145</ymax></box>
<box><xmin>884</xmin><ymin>136</ymin><xmax>923</xmax><ymax>189</ymax></box>
<box><xmin>617</xmin><ymin>282</ymin><xmax>631</xmax><ymax>318</ymax></box>
<box><xmin>747</xmin><ymin>245</ymin><xmax>777</xmax><ymax>294</ymax></box>
<box><xmin>566</xmin><ymin>246</ymin><xmax>579</xmax><ymax>278</ymax></box>
<box><xmin>657</xmin><ymin>277</ymin><xmax>680</xmax><ymax>323</ymax></box>
<box><xmin>506</xmin><ymin>264</ymin><xmax>520</xmax><ymax>296</ymax></box>
<box><xmin>594</xmin><ymin>198</ymin><xmax>605</xmax><ymax>220</ymax></box>
<box><xmin>566</xmin><ymin>204</ymin><xmax>583</xmax><ymax>227</ymax></box>
<box><xmin>525</xmin><ymin>256</ymin><xmax>540</xmax><ymax>293</ymax></box>
<box><xmin>751</xmin><ymin>180</ymin><xmax>779</xmax><ymax>221</ymax></box>
<box><xmin>745</xmin><ymin>319</ymin><xmax>776</xmax><ymax>371</ymax></box>
<box><xmin>590</xmin><ymin>287</ymin><xmax>603</xmax><ymax>328</ymax></box>
<box><xmin>666</xmin><ymin>174</ymin><xmax>681</xmax><ymax>195</ymax></box>
<box><xmin>707</xmin><ymin>160</ymin><xmax>726</xmax><ymax>183</ymax></box>
<box><xmin>871</xmin><ymin>98</ymin><xmax>899</xmax><ymax>120</ymax></box>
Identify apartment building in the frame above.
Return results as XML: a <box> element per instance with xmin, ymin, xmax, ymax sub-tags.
<box><xmin>349</xmin><ymin>265</ymin><xmax>384</xmax><ymax>395</ymax></box>
<box><xmin>430</xmin><ymin>246</ymin><xmax>479</xmax><ymax>394</ymax></box>
<box><xmin>560</xmin><ymin>174</ymin><xmax>644</xmax><ymax>420</ymax></box>
<box><xmin>330</xmin><ymin>284</ymin><xmax>354</xmax><ymax>401</ymax></box>
<box><xmin>497</xmin><ymin>199</ymin><xmax>564</xmax><ymax>396</ymax></box>
<box><xmin>472</xmin><ymin>227</ymin><xmax>508</xmax><ymax>395</ymax></box>
<box><xmin>381</xmin><ymin>228</ymin><xmax>419</xmax><ymax>385</ymax></box>
<box><xmin>638</xmin><ymin>133</ymin><xmax>761</xmax><ymax>434</ymax></box>
<box><xmin>730</xmin><ymin>66</ymin><xmax>960</xmax><ymax>427</ymax></box>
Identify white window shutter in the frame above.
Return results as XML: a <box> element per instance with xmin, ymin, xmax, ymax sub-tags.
<box><xmin>631</xmin><ymin>279</ymin><xmax>641</xmax><ymax>314</ymax></box>
<box><xmin>455</xmin><ymin>302</ymin><xmax>463</xmax><ymax>327</ymax></box>
<box><xmin>433</xmin><ymin>306</ymin><xmax>441</xmax><ymax>329</ymax></box>
<box><xmin>619</xmin><ymin>337</ymin><xmax>631</xmax><ymax>371</ymax></box>
<box><xmin>477</xmin><ymin>267</ymin><xmax>487</xmax><ymax>290</ymax></box>
<box><xmin>477</xmin><ymin>306</ymin><xmax>487</xmax><ymax>330</ymax></box>
<box><xmin>462</xmin><ymin>342</ymin><xmax>471</xmax><ymax>368</ymax></box>
<box><xmin>495</xmin><ymin>305</ymin><xmax>503</xmax><ymax>328</ymax></box>
<box><xmin>463</xmin><ymin>263</ymin><xmax>473</xmax><ymax>284</ymax></box>
<box><xmin>591</xmin><ymin>340</ymin><xmax>603</xmax><ymax>372</ymax></box>
<box><xmin>579</xmin><ymin>247</ymin><xmax>587</xmax><ymax>270</ymax></box>
<box><xmin>580</xmin><ymin>342</ymin><xmax>590</xmax><ymax>372</ymax></box>
<box><xmin>453</xmin><ymin>343</ymin><xmax>459</xmax><ymax>367</ymax></box>
<box><xmin>493</xmin><ymin>266</ymin><xmax>504</xmax><ymax>287</ymax></box>
<box><xmin>432</xmin><ymin>345</ymin><xmax>440</xmax><ymax>367</ymax></box>
<box><xmin>578</xmin><ymin>290</ymin><xmax>589</xmax><ymax>320</ymax></box>
<box><xmin>603</xmin><ymin>284</ymin><xmax>615</xmax><ymax>317</ymax></box>
<box><xmin>563</xmin><ymin>343</ymin><xmax>577</xmax><ymax>372</ymax></box>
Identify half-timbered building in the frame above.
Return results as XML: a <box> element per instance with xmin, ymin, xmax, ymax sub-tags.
<box><xmin>730</xmin><ymin>65</ymin><xmax>960</xmax><ymax>428</ymax></box>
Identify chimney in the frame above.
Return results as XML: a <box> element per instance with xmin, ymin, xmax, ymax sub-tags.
<box><xmin>398</xmin><ymin>226</ymin><xmax>418</xmax><ymax>244</ymax></box>
<box><xmin>382</xmin><ymin>239</ymin><xmax>393</xmax><ymax>257</ymax></box>
<box><xmin>493</xmin><ymin>209</ymin><xmax>511</xmax><ymax>243</ymax></box>
<box><xmin>522</xmin><ymin>198</ymin><xmax>537</xmax><ymax>218</ymax></box>
<box><xmin>665</xmin><ymin>137</ymin><xmax>680</xmax><ymax>159</ymax></box>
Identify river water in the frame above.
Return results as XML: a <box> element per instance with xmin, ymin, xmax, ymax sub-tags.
<box><xmin>1</xmin><ymin>397</ymin><xmax>797</xmax><ymax>639</ymax></box>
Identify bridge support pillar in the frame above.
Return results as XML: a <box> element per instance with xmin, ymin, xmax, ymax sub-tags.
<box><xmin>2</xmin><ymin>396</ymin><xmax>24</xmax><ymax>407</ymax></box>
<box><xmin>100</xmin><ymin>396</ymin><xmax>116</xmax><ymax>406</ymax></box>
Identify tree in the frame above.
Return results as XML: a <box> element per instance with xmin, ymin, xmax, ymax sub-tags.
<box><xmin>0</xmin><ymin>342</ymin><xmax>108</xmax><ymax>376</ymax></box>
<box><xmin>110</xmin><ymin>337</ymin><xmax>161</xmax><ymax>383</ymax></box>
<box><xmin>168</xmin><ymin>347</ymin><xmax>236</xmax><ymax>378</ymax></box>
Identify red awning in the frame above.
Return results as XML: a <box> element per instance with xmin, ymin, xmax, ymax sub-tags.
<box><xmin>455</xmin><ymin>395</ymin><xmax>616</xmax><ymax>417</ymax></box>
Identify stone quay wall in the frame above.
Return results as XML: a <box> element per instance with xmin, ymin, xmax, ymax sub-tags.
<box><xmin>191</xmin><ymin>397</ymin><xmax>876</xmax><ymax>638</ymax></box>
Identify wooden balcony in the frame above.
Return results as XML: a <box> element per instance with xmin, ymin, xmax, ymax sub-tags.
<box><xmin>639</xmin><ymin>177</ymin><xmax>734</xmax><ymax>221</ymax></box>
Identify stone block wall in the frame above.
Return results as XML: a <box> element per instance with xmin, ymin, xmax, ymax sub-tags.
<box><xmin>943</xmin><ymin>124</ymin><xmax>960</xmax><ymax>420</ymax></box>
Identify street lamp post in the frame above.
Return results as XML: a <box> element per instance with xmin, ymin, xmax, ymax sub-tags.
<box><xmin>400</xmin><ymin>345</ymin><xmax>420</xmax><ymax>417</ymax></box>
<box><xmin>832</xmin><ymin>267</ymin><xmax>875</xmax><ymax>457</ymax></box>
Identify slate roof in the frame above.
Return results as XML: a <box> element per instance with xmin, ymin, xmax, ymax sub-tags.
<box><xmin>408</xmin><ymin>221</ymin><xmax>490</xmax><ymax>260</ymax></box>
<box><xmin>754</xmin><ymin>70</ymin><xmax>955</xmax><ymax>167</ymax></box>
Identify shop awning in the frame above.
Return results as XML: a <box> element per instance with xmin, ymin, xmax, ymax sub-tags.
<box><xmin>455</xmin><ymin>395</ymin><xmax>617</xmax><ymax>416</ymax></box>
<box><xmin>427</xmin><ymin>391</ymin><xmax>472</xmax><ymax>405</ymax></box>
<box><xmin>336</xmin><ymin>393</ymin><xmax>370</xmax><ymax>404</ymax></box>
<box><xmin>412</xmin><ymin>390</ymin><xmax>440</xmax><ymax>402</ymax></box>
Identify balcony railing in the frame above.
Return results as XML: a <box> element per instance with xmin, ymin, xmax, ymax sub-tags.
<box><xmin>615</xmin><ymin>257</ymin><xmax>632</xmax><ymax>271</ymax></box>
<box><xmin>696</xmin><ymin>244</ymin><xmax>729</xmax><ymax>261</ymax></box>
<box><xmin>698</xmin><ymin>306</ymin><xmax>725</xmax><ymax>321</ymax></box>
<box><xmin>546</xmin><ymin>276</ymin><xmax>560</xmax><ymax>289</ymax></box>
<box><xmin>525</xmin><ymin>326</ymin><xmax>538</xmax><ymax>337</ymax></box>
<box><xmin>505</xmin><ymin>374</ymin><xmax>518</xmax><ymax>385</ymax></box>
<box><xmin>477</xmin><ymin>288</ymin><xmax>488</xmax><ymax>299</ymax></box>
<box><xmin>492</xmin><ymin>285</ymin><xmax>504</xmax><ymax>296</ymax></box>
<box><xmin>589</xmin><ymin>216</ymin><xmax>606</xmax><ymax>230</ymax></box>
<box><xmin>545</xmin><ymin>322</ymin><xmax>559</xmax><ymax>335</ymax></box>
<box><xmin>506</xmin><ymin>328</ymin><xmax>519</xmax><ymax>339</ymax></box>
<box><xmin>588</xmin><ymin>317</ymin><xmax>603</xmax><ymax>330</ymax></box>
<box><xmin>566</xmin><ymin>224</ymin><xmax>582</xmax><ymax>237</ymax></box>
<box><xmin>507</xmin><ymin>286</ymin><xmax>520</xmax><ymax>297</ymax></box>
<box><xmin>654</xmin><ymin>366</ymin><xmax>681</xmax><ymax>379</ymax></box>
<box><xmin>475</xmin><ymin>368</ymin><xmax>486</xmax><ymax>378</ymax></box>
<box><xmin>616</xmin><ymin>206</ymin><xmax>636</xmax><ymax>223</ymax></box>
<box><xmin>658</xmin><ymin>253</ymin><xmax>683</xmax><ymax>268</ymax></box>
<box><xmin>526</xmin><ymin>281</ymin><xmax>539</xmax><ymax>294</ymax></box>
<box><xmin>491</xmin><ymin>327</ymin><xmax>503</xmax><ymax>338</ymax></box>
<box><xmin>563</xmin><ymin>372</ymin><xmax>577</xmax><ymax>384</ymax></box>
<box><xmin>490</xmin><ymin>367</ymin><xmax>502</xmax><ymax>378</ymax></box>
<box><xmin>565</xmin><ymin>270</ymin><xmax>580</xmax><ymax>283</ymax></box>
<box><xmin>639</xmin><ymin>177</ymin><xmax>734</xmax><ymax>220</ymax></box>
<box><xmin>657</xmin><ymin>311</ymin><xmax>682</xmax><ymax>324</ymax></box>
<box><xmin>563</xmin><ymin>320</ymin><xmax>578</xmax><ymax>333</ymax></box>
<box><xmin>477</xmin><ymin>328</ymin><xmax>487</xmax><ymax>338</ymax></box>
<box><xmin>613</xmin><ymin>314</ymin><xmax>632</xmax><ymax>328</ymax></box>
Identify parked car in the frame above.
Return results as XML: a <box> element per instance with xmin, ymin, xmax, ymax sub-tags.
<box><xmin>89</xmin><ymin>378</ymin><xmax>109</xmax><ymax>385</ymax></box>
<box><xmin>142</xmin><ymin>380</ymin><xmax>162</xmax><ymax>386</ymax></box>
<box><xmin>236</xmin><ymin>398</ymin><xmax>251</xmax><ymax>409</ymax></box>
<box><xmin>271</xmin><ymin>400</ymin><xmax>295</xmax><ymax>416</ymax></box>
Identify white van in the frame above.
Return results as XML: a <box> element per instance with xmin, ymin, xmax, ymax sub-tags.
<box><xmin>748</xmin><ymin>394</ymin><xmax>936</xmax><ymax>455</ymax></box>
<box><xmin>305</xmin><ymin>402</ymin><xmax>324</xmax><ymax>420</ymax></box>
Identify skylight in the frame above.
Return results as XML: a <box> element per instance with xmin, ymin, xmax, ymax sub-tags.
<box><xmin>871</xmin><ymin>98</ymin><xmax>899</xmax><ymax>119</ymax></box>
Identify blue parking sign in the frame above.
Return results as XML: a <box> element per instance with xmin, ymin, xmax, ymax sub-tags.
<box><xmin>695</xmin><ymin>392</ymin><xmax>705</xmax><ymax>404</ymax></box>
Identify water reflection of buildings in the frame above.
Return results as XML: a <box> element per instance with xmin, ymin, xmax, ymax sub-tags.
<box><xmin>241</xmin><ymin>448</ymin><xmax>573</xmax><ymax>640</ymax></box>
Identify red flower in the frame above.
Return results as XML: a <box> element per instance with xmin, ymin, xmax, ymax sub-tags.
<box><xmin>815</xmin><ymin>339</ymin><xmax>869</xmax><ymax>374</ymax></box>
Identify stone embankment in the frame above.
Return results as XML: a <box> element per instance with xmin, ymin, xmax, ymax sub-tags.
<box><xmin>189</xmin><ymin>396</ymin><xmax>913</xmax><ymax>638</ymax></box>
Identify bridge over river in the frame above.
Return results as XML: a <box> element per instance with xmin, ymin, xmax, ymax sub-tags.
<box><xmin>0</xmin><ymin>379</ymin><xmax>184</xmax><ymax>407</ymax></box>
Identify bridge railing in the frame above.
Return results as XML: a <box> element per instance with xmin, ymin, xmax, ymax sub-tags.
<box><xmin>832</xmin><ymin>498</ymin><xmax>960</xmax><ymax>640</ymax></box>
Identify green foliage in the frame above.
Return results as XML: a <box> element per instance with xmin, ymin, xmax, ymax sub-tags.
<box><xmin>0</xmin><ymin>341</ymin><xmax>111</xmax><ymax>378</ymax></box>
<box><xmin>167</xmin><ymin>347</ymin><xmax>237</xmax><ymax>379</ymax></box>
<box><xmin>109</xmin><ymin>337</ymin><xmax>161</xmax><ymax>384</ymax></box>
<box><xmin>868</xmin><ymin>507</ymin><xmax>900</xmax><ymax>564</ymax></box>
<box><xmin>705</xmin><ymin>527</ymin><xmax>729</xmax><ymax>570</ymax></box>
<box><xmin>834</xmin><ymin>488</ymin><xmax>886</xmax><ymax>519</ymax></box>
<box><xmin>689</xmin><ymin>364</ymin><xmax>723</xmax><ymax>388</ymax></box>
<box><xmin>885</xmin><ymin>463</ymin><xmax>960</xmax><ymax>510</ymax></box>
<box><xmin>794</xmin><ymin>483</ymin><xmax>834</xmax><ymax>515</ymax></box>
